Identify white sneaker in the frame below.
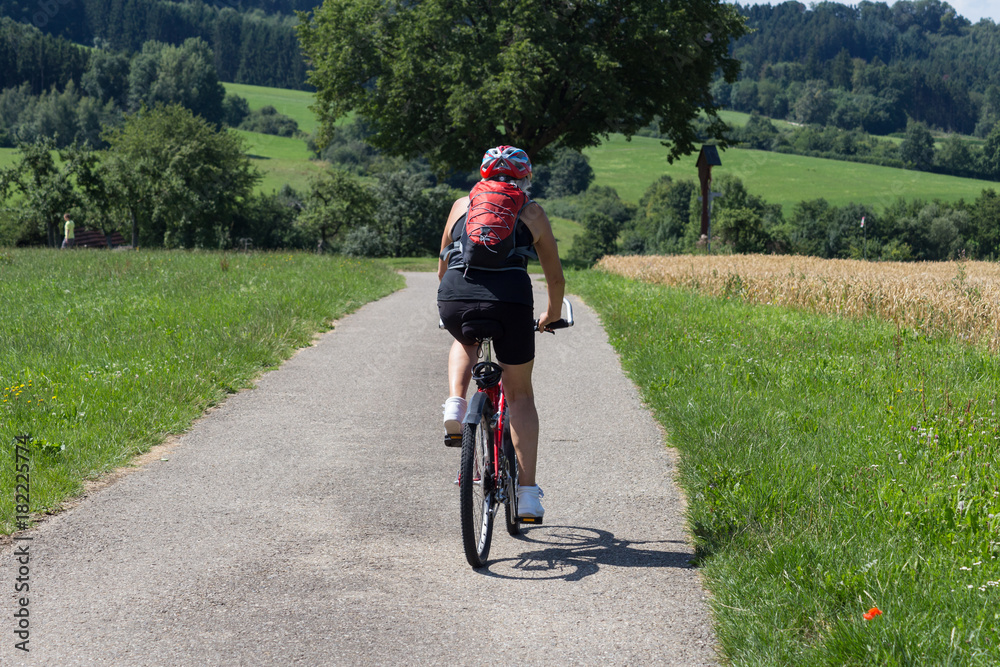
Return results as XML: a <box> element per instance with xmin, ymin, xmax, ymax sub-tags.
<box><xmin>442</xmin><ymin>396</ymin><xmax>467</xmax><ymax>435</ymax></box>
<box><xmin>517</xmin><ymin>485</ymin><xmax>545</xmax><ymax>518</ymax></box>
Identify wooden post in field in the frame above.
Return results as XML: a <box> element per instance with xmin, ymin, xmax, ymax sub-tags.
<box><xmin>697</xmin><ymin>145</ymin><xmax>721</xmax><ymax>252</ymax></box>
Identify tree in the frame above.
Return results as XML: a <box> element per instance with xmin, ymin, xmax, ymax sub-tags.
<box><xmin>980</xmin><ymin>123</ymin><xmax>1000</xmax><ymax>180</ymax></box>
<box><xmin>67</xmin><ymin>144</ymin><xmax>122</xmax><ymax>245</ymax></box>
<box><xmin>531</xmin><ymin>148</ymin><xmax>594</xmax><ymax>199</ymax></box>
<box><xmin>568</xmin><ymin>211</ymin><xmax>620</xmax><ymax>266</ymax></box>
<box><xmin>626</xmin><ymin>175</ymin><xmax>695</xmax><ymax>254</ymax></box>
<box><xmin>298</xmin><ymin>169</ymin><xmax>377</xmax><ymax>250</ymax></box>
<box><xmin>713</xmin><ymin>206</ymin><xmax>771</xmax><ymax>254</ymax></box>
<box><xmin>96</xmin><ymin>149</ymin><xmax>160</xmax><ymax>249</ymax></box>
<box><xmin>238</xmin><ymin>106</ymin><xmax>299</xmax><ymax>137</ymax></box>
<box><xmin>935</xmin><ymin>134</ymin><xmax>972</xmax><ymax>176</ymax></box>
<box><xmin>793</xmin><ymin>80</ymin><xmax>835</xmax><ymax>125</ymax></box>
<box><xmin>969</xmin><ymin>189</ymin><xmax>1000</xmax><ymax>258</ymax></box>
<box><xmin>900</xmin><ymin>119</ymin><xmax>935</xmax><ymax>171</ymax></box>
<box><xmin>81</xmin><ymin>50</ymin><xmax>131</xmax><ymax>108</ymax></box>
<box><xmin>372</xmin><ymin>171</ymin><xmax>453</xmax><ymax>257</ymax></box>
<box><xmin>222</xmin><ymin>94</ymin><xmax>251</xmax><ymax>127</ymax></box>
<box><xmin>297</xmin><ymin>0</ymin><xmax>747</xmax><ymax>172</ymax></box>
<box><xmin>0</xmin><ymin>138</ymin><xmax>81</xmax><ymax>247</ymax></box>
<box><xmin>127</xmin><ymin>39</ymin><xmax>227</xmax><ymax>125</ymax></box>
<box><xmin>101</xmin><ymin>104</ymin><xmax>260</xmax><ymax>248</ymax></box>
<box><xmin>787</xmin><ymin>198</ymin><xmax>835</xmax><ymax>257</ymax></box>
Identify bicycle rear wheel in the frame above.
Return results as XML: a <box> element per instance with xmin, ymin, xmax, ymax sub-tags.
<box><xmin>502</xmin><ymin>423</ymin><xmax>520</xmax><ymax>536</ymax></box>
<box><xmin>460</xmin><ymin>404</ymin><xmax>495</xmax><ymax>568</ymax></box>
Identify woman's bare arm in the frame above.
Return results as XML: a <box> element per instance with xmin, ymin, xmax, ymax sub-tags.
<box><xmin>438</xmin><ymin>196</ymin><xmax>470</xmax><ymax>280</ymax></box>
<box><xmin>521</xmin><ymin>202</ymin><xmax>566</xmax><ymax>329</ymax></box>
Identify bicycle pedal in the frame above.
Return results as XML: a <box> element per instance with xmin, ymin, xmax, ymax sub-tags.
<box><xmin>517</xmin><ymin>516</ymin><xmax>543</xmax><ymax>525</ymax></box>
<box><xmin>444</xmin><ymin>433</ymin><xmax>462</xmax><ymax>448</ymax></box>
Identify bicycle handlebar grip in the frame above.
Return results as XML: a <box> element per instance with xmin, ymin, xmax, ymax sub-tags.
<box><xmin>535</xmin><ymin>318</ymin><xmax>570</xmax><ymax>332</ymax></box>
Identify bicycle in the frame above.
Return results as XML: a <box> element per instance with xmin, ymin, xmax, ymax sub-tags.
<box><xmin>451</xmin><ymin>298</ymin><xmax>574</xmax><ymax>569</ymax></box>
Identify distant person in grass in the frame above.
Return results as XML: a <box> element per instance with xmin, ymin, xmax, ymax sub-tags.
<box><xmin>61</xmin><ymin>213</ymin><xmax>75</xmax><ymax>249</ymax></box>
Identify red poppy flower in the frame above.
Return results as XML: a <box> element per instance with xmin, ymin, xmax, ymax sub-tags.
<box><xmin>863</xmin><ymin>607</ymin><xmax>882</xmax><ymax>620</ymax></box>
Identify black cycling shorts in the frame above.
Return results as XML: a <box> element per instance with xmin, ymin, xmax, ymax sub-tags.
<box><xmin>438</xmin><ymin>300</ymin><xmax>535</xmax><ymax>366</ymax></box>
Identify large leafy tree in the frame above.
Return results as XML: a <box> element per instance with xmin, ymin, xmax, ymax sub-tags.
<box><xmin>297</xmin><ymin>169</ymin><xmax>378</xmax><ymax>250</ymax></box>
<box><xmin>101</xmin><ymin>104</ymin><xmax>260</xmax><ymax>248</ymax></box>
<box><xmin>372</xmin><ymin>171</ymin><xmax>453</xmax><ymax>257</ymax></box>
<box><xmin>900</xmin><ymin>119</ymin><xmax>935</xmax><ymax>171</ymax></box>
<box><xmin>127</xmin><ymin>39</ymin><xmax>227</xmax><ymax>126</ymax></box>
<box><xmin>297</xmin><ymin>0</ymin><xmax>747</xmax><ymax>171</ymax></box>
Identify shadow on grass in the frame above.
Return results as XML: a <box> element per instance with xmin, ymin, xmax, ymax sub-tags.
<box><xmin>480</xmin><ymin>524</ymin><xmax>695</xmax><ymax>581</ymax></box>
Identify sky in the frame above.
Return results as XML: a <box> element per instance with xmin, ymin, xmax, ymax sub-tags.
<box><xmin>727</xmin><ymin>1</ymin><xmax>999</xmax><ymax>25</ymax></box>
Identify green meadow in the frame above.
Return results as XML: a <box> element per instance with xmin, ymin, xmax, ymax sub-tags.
<box><xmin>0</xmin><ymin>250</ymin><xmax>402</xmax><ymax>532</ymax></box>
<box><xmin>223</xmin><ymin>82</ymin><xmax>319</xmax><ymax>135</ymax></box>
<box><xmin>0</xmin><ymin>148</ymin><xmax>16</xmax><ymax>168</ymax></box>
<box><xmin>584</xmin><ymin>133</ymin><xmax>996</xmax><ymax>211</ymax></box>
<box><xmin>234</xmin><ymin>129</ymin><xmax>327</xmax><ymax>194</ymax></box>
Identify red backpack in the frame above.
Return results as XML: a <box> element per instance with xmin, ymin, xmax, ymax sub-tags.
<box><xmin>449</xmin><ymin>180</ymin><xmax>530</xmax><ymax>271</ymax></box>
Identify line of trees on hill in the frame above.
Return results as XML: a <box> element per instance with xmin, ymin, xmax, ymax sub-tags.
<box><xmin>559</xmin><ymin>172</ymin><xmax>1000</xmax><ymax>265</ymax></box>
<box><xmin>724</xmin><ymin>1</ymin><xmax>1000</xmax><ymax>137</ymax></box>
<box><xmin>725</xmin><ymin>114</ymin><xmax>1000</xmax><ymax>181</ymax></box>
<box><xmin>0</xmin><ymin>26</ymin><xmax>304</xmax><ymax>149</ymax></box>
<box><xmin>307</xmin><ymin>122</ymin><xmax>1000</xmax><ymax>265</ymax></box>
<box><xmin>0</xmin><ymin>0</ymin><xmax>306</xmax><ymax>89</ymax></box>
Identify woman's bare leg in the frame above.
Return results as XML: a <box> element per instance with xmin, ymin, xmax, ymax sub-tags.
<box><xmin>448</xmin><ymin>339</ymin><xmax>477</xmax><ymax>398</ymax></box>
<box><xmin>499</xmin><ymin>360</ymin><xmax>538</xmax><ymax>486</ymax></box>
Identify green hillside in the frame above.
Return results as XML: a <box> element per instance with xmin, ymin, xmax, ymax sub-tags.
<box><xmin>584</xmin><ymin>134</ymin><xmax>996</xmax><ymax>212</ymax></box>
<box><xmin>234</xmin><ymin>130</ymin><xmax>326</xmax><ymax>194</ymax></box>
<box><xmin>6</xmin><ymin>83</ymin><xmax>998</xmax><ymax>213</ymax></box>
<box><xmin>223</xmin><ymin>82</ymin><xmax>319</xmax><ymax>135</ymax></box>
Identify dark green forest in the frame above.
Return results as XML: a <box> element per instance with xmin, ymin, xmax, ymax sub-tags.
<box><xmin>0</xmin><ymin>0</ymin><xmax>307</xmax><ymax>89</ymax></box>
<box><xmin>723</xmin><ymin>0</ymin><xmax>1000</xmax><ymax>136</ymax></box>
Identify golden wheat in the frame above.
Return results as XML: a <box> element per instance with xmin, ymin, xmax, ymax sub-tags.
<box><xmin>598</xmin><ymin>254</ymin><xmax>1000</xmax><ymax>350</ymax></box>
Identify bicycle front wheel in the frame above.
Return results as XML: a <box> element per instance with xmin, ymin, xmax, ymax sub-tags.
<box><xmin>460</xmin><ymin>405</ymin><xmax>495</xmax><ymax>568</ymax></box>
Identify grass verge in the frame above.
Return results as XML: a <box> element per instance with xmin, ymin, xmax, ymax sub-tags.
<box><xmin>0</xmin><ymin>249</ymin><xmax>403</xmax><ymax>533</ymax></box>
<box><xmin>572</xmin><ymin>269</ymin><xmax>1000</xmax><ymax>665</ymax></box>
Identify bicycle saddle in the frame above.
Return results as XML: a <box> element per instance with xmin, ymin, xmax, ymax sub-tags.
<box><xmin>461</xmin><ymin>319</ymin><xmax>504</xmax><ymax>342</ymax></box>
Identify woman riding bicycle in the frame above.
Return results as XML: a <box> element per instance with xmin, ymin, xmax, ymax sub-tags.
<box><xmin>437</xmin><ymin>145</ymin><xmax>566</xmax><ymax>520</ymax></box>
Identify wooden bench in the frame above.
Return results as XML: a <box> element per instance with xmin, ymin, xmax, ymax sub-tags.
<box><xmin>73</xmin><ymin>229</ymin><xmax>128</xmax><ymax>249</ymax></box>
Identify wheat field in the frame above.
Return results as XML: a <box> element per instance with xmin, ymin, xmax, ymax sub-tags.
<box><xmin>598</xmin><ymin>254</ymin><xmax>1000</xmax><ymax>350</ymax></box>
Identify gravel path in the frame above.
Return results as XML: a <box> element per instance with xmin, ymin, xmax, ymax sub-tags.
<box><xmin>2</xmin><ymin>272</ymin><xmax>717</xmax><ymax>666</ymax></box>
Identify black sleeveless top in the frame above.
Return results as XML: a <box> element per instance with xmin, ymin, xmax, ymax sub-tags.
<box><xmin>437</xmin><ymin>200</ymin><xmax>535</xmax><ymax>306</ymax></box>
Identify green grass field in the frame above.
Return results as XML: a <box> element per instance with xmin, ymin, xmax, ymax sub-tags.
<box><xmin>572</xmin><ymin>268</ymin><xmax>1000</xmax><ymax>664</ymax></box>
<box><xmin>584</xmin><ymin>133</ymin><xmax>997</xmax><ymax>211</ymax></box>
<box><xmin>0</xmin><ymin>148</ymin><xmax>16</xmax><ymax>168</ymax></box>
<box><xmin>223</xmin><ymin>82</ymin><xmax>319</xmax><ymax>135</ymax></box>
<box><xmin>0</xmin><ymin>250</ymin><xmax>402</xmax><ymax>533</ymax></box>
<box><xmin>234</xmin><ymin>129</ymin><xmax>327</xmax><ymax>194</ymax></box>
<box><xmin>549</xmin><ymin>215</ymin><xmax>583</xmax><ymax>253</ymax></box>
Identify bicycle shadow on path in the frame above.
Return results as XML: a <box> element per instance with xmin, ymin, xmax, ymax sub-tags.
<box><xmin>481</xmin><ymin>525</ymin><xmax>696</xmax><ymax>581</ymax></box>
